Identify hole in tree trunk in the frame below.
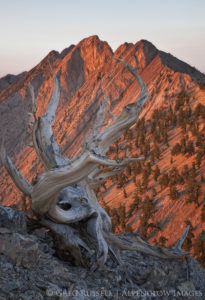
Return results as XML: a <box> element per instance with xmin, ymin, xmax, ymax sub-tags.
<box><xmin>59</xmin><ymin>203</ymin><xmax>72</xmax><ymax>210</ymax></box>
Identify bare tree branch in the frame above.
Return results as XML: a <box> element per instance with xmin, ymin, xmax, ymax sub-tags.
<box><xmin>0</xmin><ymin>143</ymin><xmax>32</xmax><ymax>197</ymax></box>
<box><xmin>32</xmin><ymin>61</ymin><xmax>69</xmax><ymax>170</ymax></box>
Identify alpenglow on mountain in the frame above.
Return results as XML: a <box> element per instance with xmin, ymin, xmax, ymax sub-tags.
<box><xmin>0</xmin><ymin>34</ymin><xmax>205</xmax><ymax>261</ymax></box>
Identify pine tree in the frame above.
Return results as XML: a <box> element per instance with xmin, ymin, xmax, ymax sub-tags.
<box><xmin>151</xmin><ymin>188</ymin><xmax>157</xmax><ymax>198</ymax></box>
<box><xmin>110</xmin><ymin>208</ymin><xmax>120</xmax><ymax>233</ymax></box>
<box><xmin>150</xmin><ymin>151</ymin><xmax>155</xmax><ymax>163</ymax></box>
<box><xmin>159</xmin><ymin>173</ymin><xmax>169</xmax><ymax>190</ymax></box>
<box><xmin>164</xmin><ymin>130</ymin><xmax>169</xmax><ymax>147</ymax></box>
<box><xmin>174</xmin><ymin>89</ymin><xmax>186</xmax><ymax>111</ymax></box>
<box><xmin>201</xmin><ymin>205</ymin><xmax>205</xmax><ymax>222</ymax></box>
<box><xmin>142</xmin><ymin>170</ymin><xmax>149</xmax><ymax>191</ymax></box>
<box><xmin>171</xmin><ymin>143</ymin><xmax>181</xmax><ymax>156</ymax></box>
<box><xmin>196</xmin><ymin>151</ymin><xmax>203</xmax><ymax>168</ymax></box>
<box><xmin>125</xmin><ymin>164</ymin><xmax>132</xmax><ymax>177</ymax></box>
<box><xmin>182</xmin><ymin>220</ymin><xmax>195</xmax><ymax>251</ymax></box>
<box><xmin>128</xmin><ymin>193</ymin><xmax>141</xmax><ymax>218</ymax></box>
<box><xmin>181</xmin><ymin>164</ymin><xmax>190</xmax><ymax>181</ymax></box>
<box><xmin>168</xmin><ymin>105</ymin><xmax>177</xmax><ymax>126</ymax></box>
<box><xmin>181</xmin><ymin>137</ymin><xmax>187</xmax><ymax>154</ymax></box>
<box><xmin>194</xmin><ymin>103</ymin><xmax>205</xmax><ymax>119</ymax></box>
<box><xmin>193</xmin><ymin>234</ymin><xmax>205</xmax><ymax>267</ymax></box>
<box><xmin>143</xmin><ymin>140</ymin><xmax>150</xmax><ymax>157</ymax></box>
<box><xmin>140</xmin><ymin>196</ymin><xmax>156</xmax><ymax>238</ymax></box>
<box><xmin>135</xmin><ymin>136</ymin><xmax>139</xmax><ymax>148</ymax></box>
<box><xmin>185</xmin><ymin>141</ymin><xmax>195</xmax><ymax>156</ymax></box>
<box><xmin>132</xmin><ymin>161</ymin><xmax>142</xmax><ymax>175</ymax></box>
<box><xmin>126</xmin><ymin>129</ymin><xmax>133</xmax><ymax>140</ymax></box>
<box><xmin>178</xmin><ymin>108</ymin><xmax>187</xmax><ymax>132</ymax></box>
<box><xmin>118</xmin><ymin>203</ymin><xmax>127</xmax><ymax>231</ymax></box>
<box><xmin>191</xmin><ymin>123</ymin><xmax>199</xmax><ymax>136</ymax></box>
<box><xmin>185</xmin><ymin>162</ymin><xmax>201</xmax><ymax>206</ymax></box>
<box><xmin>169</xmin><ymin>184</ymin><xmax>179</xmax><ymax>200</ymax></box>
<box><xmin>114</xmin><ymin>140</ymin><xmax>120</xmax><ymax>155</ymax></box>
<box><xmin>169</xmin><ymin>167</ymin><xmax>184</xmax><ymax>185</ymax></box>
<box><xmin>136</xmin><ymin>179</ymin><xmax>143</xmax><ymax>195</ymax></box>
<box><xmin>117</xmin><ymin>172</ymin><xmax>128</xmax><ymax>189</ymax></box>
<box><xmin>125</xmin><ymin>224</ymin><xmax>133</xmax><ymax>233</ymax></box>
<box><xmin>186</xmin><ymin>181</ymin><xmax>201</xmax><ymax>206</ymax></box>
<box><xmin>146</xmin><ymin>162</ymin><xmax>152</xmax><ymax>176</ymax></box>
<box><xmin>158</xmin><ymin>236</ymin><xmax>168</xmax><ymax>247</ymax></box>
<box><xmin>150</xmin><ymin>120</ymin><xmax>156</xmax><ymax>134</ymax></box>
<box><xmin>153</xmin><ymin>165</ymin><xmax>160</xmax><ymax>181</ymax></box>
<box><xmin>153</xmin><ymin>143</ymin><xmax>160</xmax><ymax>159</ymax></box>
<box><xmin>153</xmin><ymin>131</ymin><xmax>161</xmax><ymax>143</ymax></box>
<box><xmin>123</xmin><ymin>188</ymin><xmax>128</xmax><ymax>198</ymax></box>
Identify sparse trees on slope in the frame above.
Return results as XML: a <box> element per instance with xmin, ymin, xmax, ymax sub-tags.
<box><xmin>128</xmin><ymin>193</ymin><xmax>141</xmax><ymax>218</ymax></box>
<box><xmin>185</xmin><ymin>164</ymin><xmax>201</xmax><ymax>206</ymax></box>
<box><xmin>0</xmin><ymin>58</ymin><xmax>191</xmax><ymax>267</ymax></box>
<box><xmin>140</xmin><ymin>195</ymin><xmax>156</xmax><ymax>238</ymax></box>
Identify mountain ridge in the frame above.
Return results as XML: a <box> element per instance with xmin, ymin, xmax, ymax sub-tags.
<box><xmin>0</xmin><ymin>35</ymin><xmax>205</xmax><ymax>260</ymax></box>
<box><xmin>1</xmin><ymin>36</ymin><xmax>205</xmax><ymax>101</ymax></box>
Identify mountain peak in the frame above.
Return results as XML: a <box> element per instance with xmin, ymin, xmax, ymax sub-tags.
<box><xmin>78</xmin><ymin>35</ymin><xmax>104</xmax><ymax>49</ymax></box>
<box><xmin>80</xmin><ymin>35</ymin><xmax>100</xmax><ymax>43</ymax></box>
<box><xmin>136</xmin><ymin>39</ymin><xmax>157</xmax><ymax>48</ymax></box>
<box><xmin>77</xmin><ymin>35</ymin><xmax>113</xmax><ymax>54</ymax></box>
<box><xmin>134</xmin><ymin>39</ymin><xmax>158</xmax><ymax>68</ymax></box>
<box><xmin>114</xmin><ymin>39</ymin><xmax>158</xmax><ymax>70</ymax></box>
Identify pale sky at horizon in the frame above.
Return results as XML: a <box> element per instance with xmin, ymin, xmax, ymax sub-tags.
<box><xmin>0</xmin><ymin>0</ymin><xmax>205</xmax><ymax>77</ymax></box>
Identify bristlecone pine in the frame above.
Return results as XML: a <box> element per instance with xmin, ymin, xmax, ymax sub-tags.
<box><xmin>1</xmin><ymin>57</ymin><xmax>191</xmax><ymax>267</ymax></box>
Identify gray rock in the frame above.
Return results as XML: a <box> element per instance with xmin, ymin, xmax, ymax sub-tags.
<box><xmin>0</xmin><ymin>206</ymin><xmax>204</xmax><ymax>299</ymax></box>
<box><xmin>0</xmin><ymin>205</ymin><xmax>27</xmax><ymax>232</ymax></box>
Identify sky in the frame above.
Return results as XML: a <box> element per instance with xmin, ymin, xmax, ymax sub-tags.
<box><xmin>0</xmin><ymin>0</ymin><xmax>205</xmax><ymax>77</ymax></box>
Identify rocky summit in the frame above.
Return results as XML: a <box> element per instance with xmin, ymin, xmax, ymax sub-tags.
<box><xmin>0</xmin><ymin>205</ymin><xmax>204</xmax><ymax>299</ymax></box>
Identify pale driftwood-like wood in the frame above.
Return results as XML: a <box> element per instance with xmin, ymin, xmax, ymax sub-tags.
<box><xmin>0</xmin><ymin>59</ymin><xmax>190</xmax><ymax>267</ymax></box>
<box><xmin>30</xmin><ymin>62</ymin><xmax>69</xmax><ymax>170</ymax></box>
<box><xmin>31</xmin><ymin>58</ymin><xmax>148</xmax><ymax>213</ymax></box>
<box><xmin>1</xmin><ymin>143</ymin><xmax>32</xmax><ymax>197</ymax></box>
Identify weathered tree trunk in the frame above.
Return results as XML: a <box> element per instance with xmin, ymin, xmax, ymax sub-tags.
<box><xmin>1</xmin><ymin>58</ymin><xmax>189</xmax><ymax>267</ymax></box>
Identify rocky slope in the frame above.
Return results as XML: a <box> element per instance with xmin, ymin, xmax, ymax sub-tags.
<box><xmin>0</xmin><ymin>35</ymin><xmax>205</xmax><ymax>253</ymax></box>
<box><xmin>0</xmin><ymin>72</ymin><xmax>26</xmax><ymax>93</ymax></box>
<box><xmin>0</xmin><ymin>205</ymin><xmax>205</xmax><ymax>299</ymax></box>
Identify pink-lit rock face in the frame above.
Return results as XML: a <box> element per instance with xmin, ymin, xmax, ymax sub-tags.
<box><xmin>0</xmin><ymin>35</ymin><xmax>205</xmax><ymax>246</ymax></box>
